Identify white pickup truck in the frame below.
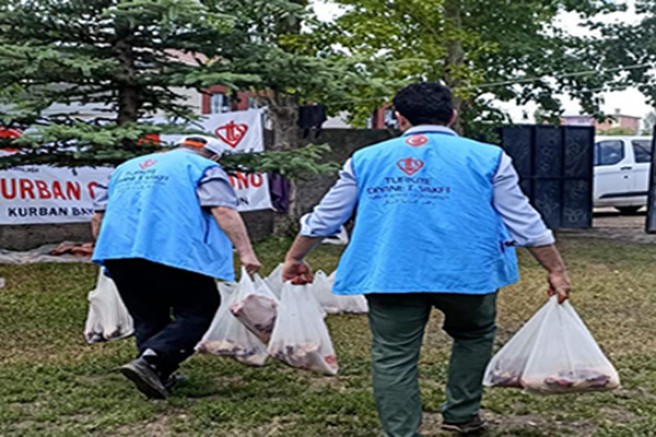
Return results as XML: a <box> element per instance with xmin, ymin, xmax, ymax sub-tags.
<box><xmin>594</xmin><ymin>136</ymin><xmax>652</xmax><ymax>214</ymax></box>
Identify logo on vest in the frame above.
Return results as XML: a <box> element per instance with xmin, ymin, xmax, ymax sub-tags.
<box><xmin>139</xmin><ymin>159</ymin><xmax>157</xmax><ymax>170</ymax></box>
<box><xmin>214</xmin><ymin>121</ymin><xmax>248</xmax><ymax>149</ymax></box>
<box><xmin>397</xmin><ymin>157</ymin><xmax>425</xmax><ymax>176</ymax></box>
<box><xmin>405</xmin><ymin>135</ymin><xmax>428</xmax><ymax>147</ymax></box>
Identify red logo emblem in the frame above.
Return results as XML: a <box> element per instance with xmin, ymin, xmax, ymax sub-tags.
<box><xmin>0</xmin><ymin>127</ymin><xmax>22</xmax><ymax>153</ymax></box>
<box><xmin>405</xmin><ymin>135</ymin><xmax>428</xmax><ymax>147</ymax></box>
<box><xmin>397</xmin><ymin>157</ymin><xmax>425</xmax><ymax>176</ymax></box>
<box><xmin>139</xmin><ymin>159</ymin><xmax>157</xmax><ymax>170</ymax></box>
<box><xmin>214</xmin><ymin>120</ymin><xmax>248</xmax><ymax>149</ymax></box>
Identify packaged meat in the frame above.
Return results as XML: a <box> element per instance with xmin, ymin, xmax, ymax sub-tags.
<box><xmin>230</xmin><ymin>270</ymin><xmax>279</xmax><ymax>344</ymax></box>
<box><xmin>84</xmin><ymin>268</ymin><xmax>134</xmax><ymax>343</ymax></box>
<box><xmin>522</xmin><ymin>368</ymin><xmax>620</xmax><ymax>394</ymax></box>
<box><xmin>196</xmin><ymin>282</ymin><xmax>268</xmax><ymax>367</ymax></box>
<box><xmin>268</xmin><ymin>283</ymin><xmax>339</xmax><ymax>376</ymax></box>
<box><xmin>484</xmin><ymin>296</ymin><xmax>620</xmax><ymax>394</ymax></box>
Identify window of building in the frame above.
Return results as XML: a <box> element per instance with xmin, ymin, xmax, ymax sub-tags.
<box><xmin>247</xmin><ymin>97</ymin><xmax>261</xmax><ymax>109</ymax></box>
<box><xmin>210</xmin><ymin>93</ymin><xmax>231</xmax><ymax>114</ymax></box>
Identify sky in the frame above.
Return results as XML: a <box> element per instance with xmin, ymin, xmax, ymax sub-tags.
<box><xmin>311</xmin><ymin>0</ymin><xmax>653</xmax><ymax>124</ymax></box>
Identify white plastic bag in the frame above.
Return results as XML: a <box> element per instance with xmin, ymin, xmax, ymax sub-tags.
<box><xmin>264</xmin><ymin>264</ymin><xmax>284</xmax><ymax>300</ymax></box>
<box><xmin>330</xmin><ymin>270</ymin><xmax>368</xmax><ymax>314</ymax></box>
<box><xmin>230</xmin><ymin>269</ymin><xmax>279</xmax><ymax>344</ymax></box>
<box><xmin>484</xmin><ymin>297</ymin><xmax>620</xmax><ymax>394</ymax></box>
<box><xmin>337</xmin><ymin>295</ymin><xmax>369</xmax><ymax>314</ymax></box>
<box><xmin>84</xmin><ymin>269</ymin><xmax>134</xmax><ymax>343</ymax></box>
<box><xmin>268</xmin><ymin>283</ymin><xmax>339</xmax><ymax>375</ymax></box>
<box><xmin>196</xmin><ymin>282</ymin><xmax>269</xmax><ymax>367</ymax></box>
<box><xmin>310</xmin><ymin>270</ymin><xmax>342</xmax><ymax>314</ymax></box>
<box><xmin>313</xmin><ymin>271</ymin><xmax>368</xmax><ymax>314</ymax></box>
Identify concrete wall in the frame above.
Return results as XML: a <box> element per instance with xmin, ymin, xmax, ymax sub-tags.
<box><xmin>0</xmin><ymin>129</ymin><xmax>395</xmax><ymax>250</ymax></box>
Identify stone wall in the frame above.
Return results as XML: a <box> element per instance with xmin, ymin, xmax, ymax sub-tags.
<box><xmin>0</xmin><ymin>129</ymin><xmax>395</xmax><ymax>250</ymax></box>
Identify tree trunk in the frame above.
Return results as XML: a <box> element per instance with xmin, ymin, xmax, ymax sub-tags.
<box><xmin>114</xmin><ymin>39</ymin><xmax>140</xmax><ymax>126</ymax></box>
<box><xmin>443</xmin><ymin>0</ymin><xmax>465</xmax><ymax>135</ymax></box>
<box><xmin>268</xmin><ymin>97</ymin><xmax>300</xmax><ymax>237</ymax></box>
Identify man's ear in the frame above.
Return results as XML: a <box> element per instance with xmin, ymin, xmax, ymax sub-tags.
<box><xmin>396</xmin><ymin>111</ymin><xmax>412</xmax><ymax>132</ymax></box>
<box><xmin>447</xmin><ymin>109</ymin><xmax>458</xmax><ymax>128</ymax></box>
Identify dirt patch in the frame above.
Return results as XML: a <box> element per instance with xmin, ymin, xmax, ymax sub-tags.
<box><xmin>563</xmin><ymin>211</ymin><xmax>656</xmax><ymax>244</ymax></box>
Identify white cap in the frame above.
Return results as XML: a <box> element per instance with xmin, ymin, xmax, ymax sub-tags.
<box><xmin>177</xmin><ymin>135</ymin><xmax>227</xmax><ymax>156</ymax></box>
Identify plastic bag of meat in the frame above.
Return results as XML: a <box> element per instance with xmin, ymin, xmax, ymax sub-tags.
<box><xmin>230</xmin><ymin>269</ymin><xmax>280</xmax><ymax>344</ymax></box>
<box><xmin>84</xmin><ymin>268</ymin><xmax>134</xmax><ymax>343</ymax></box>
<box><xmin>196</xmin><ymin>282</ymin><xmax>269</xmax><ymax>367</ymax></box>
<box><xmin>268</xmin><ymin>283</ymin><xmax>339</xmax><ymax>376</ymax></box>
<box><xmin>484</xmin><ymin>296</ymin><xmax>620</xmax><ymax>394</ymax></box>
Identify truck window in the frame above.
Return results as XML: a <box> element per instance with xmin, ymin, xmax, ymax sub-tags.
<box><xmin>595</xmin><ymin>140</ymin><xmax>624</xmax><ymax>166</ymax></box>
<box><xmin>632</xmin><ymin>140</ymin><xmax>652</xmax><ymax>164</ymax></box>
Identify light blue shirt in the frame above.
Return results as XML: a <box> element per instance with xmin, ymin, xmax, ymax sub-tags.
<box><xmin>302</xmin><ymin>125</ymin><xmax>554</xmax><ymax>248</ymax></box>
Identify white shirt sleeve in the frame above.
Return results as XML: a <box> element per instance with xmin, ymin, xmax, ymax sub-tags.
<box><xmin>493</xmin><ymin>153</ymin><xmax>555</xmax><ymax>247</ymax></box>
<box><xmin>300</xmin><ymin>159</ymin><xmax>358</xmax><ymax>237</ymax></box>
<box><xmin>197</xmin><ymin>166</ymin><xmax>239</xmax><ymax>209</ymax></box>
<box><xmin>93</xmin><ymin>176</ymin><xmax>111</xmax><ymax>212</ymax></box>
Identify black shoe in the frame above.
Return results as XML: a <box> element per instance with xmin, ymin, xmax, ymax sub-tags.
<box><xmin>441</xmin><ymin>414</ymin><xmax>486</xmax><ymax>434</ymax></box>
<box><xmin>119</xmin><ymin>357</ymin><xmax>168</xmax><ymax>399</ymax></box>
<box><xmin>163</xmin><ymin>374</ymin><xmax>188</xmax><ymax>392</ymax></box>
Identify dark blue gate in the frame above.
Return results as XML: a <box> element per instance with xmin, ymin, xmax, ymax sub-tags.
<box><xmin>499</xmin><ymin>125</ymin><xmax>595</xmax><ymax>230</ymax></box>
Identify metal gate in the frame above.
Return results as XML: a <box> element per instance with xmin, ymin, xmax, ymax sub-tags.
<box><xmin>499</xmin><ymin>125</ymin><xmax>595</xmax><ymax>230</ymax></box>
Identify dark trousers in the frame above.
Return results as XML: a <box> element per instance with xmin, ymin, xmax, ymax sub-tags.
<box><xmin>104</xmin><ymin>258</ymin><xmax>220</xmax><ymax>377</ymax></box>
<box><xmin>366</xmin><ymin>292</ymin><xmax>497</xmax><ymax>437</ymax></box>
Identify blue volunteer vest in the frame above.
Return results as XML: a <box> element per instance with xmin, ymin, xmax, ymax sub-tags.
<box><xmin>92</xmin><ymin>149</ymin><xmax>235</xmax><ymax>281</ymax></box>
<box><xmin>333</xmin><ymin>130</ymin><xmax>519</xmax><ymax>295</ymax></box>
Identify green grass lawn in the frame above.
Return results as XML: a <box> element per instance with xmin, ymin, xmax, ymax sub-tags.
<box><xmin>1</xmin><ymin>237</ymin><xmax>656</xmax><ymax>436</ymax></box>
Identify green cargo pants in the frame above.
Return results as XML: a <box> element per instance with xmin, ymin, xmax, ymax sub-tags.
<box><xmin>365</xmin><ymin>292</ymin><xmax>497</xmax><ymax>437</ymax></box>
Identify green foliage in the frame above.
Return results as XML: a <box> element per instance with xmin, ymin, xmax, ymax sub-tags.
<box><xmin>641</xmin><ymin>112</ymin><xmax>656</xmax><ymax>136</ymax></box>
<box><xmin>326</xmin><ymin>0</ymin><xmax>623</xmax><ymax>133</ymax></box>
<box><xmin>221</xmin><ymin>143</ymin><xmax>340</xmax><ymax>180</ymax></box>
<box><xmin>600</xmin><ymin>127</ymin><xmax>636</xmax><ymax>136</ymax></box>
<box><xmin>0</xmin><ymin>0</ymin><xmax>352</xmax><ymax>175</ymax></box>
<box><xmin>599</xmin><ymin>1</ymin><xmax>656</xmax><ymax>109</ymax></box>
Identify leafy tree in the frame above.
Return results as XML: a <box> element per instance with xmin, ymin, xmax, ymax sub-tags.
<box><xmin>325</xmin><ymin>0</ymin><xmax>623</xmax><ymax>135</ymax></box>
<box><xmin>642</xmin><ymin>111</ymin><xmax>656</xmax><ymax>136</ymax></box>
<box><xmin>600</xmin><ymin>1</ymin><xmax>656</xmax><ymax>119</ymax></box>
<box><xmin>0</xmin><ymin>0</ymin><xmax>344</xmax><ymax>183</ymax></box>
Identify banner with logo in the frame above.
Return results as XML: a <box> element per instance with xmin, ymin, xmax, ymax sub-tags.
<box><xmin>0</xmin><ymin>109</ymin><xmax>272</xmax><ymax>224</ymax></box>
<box><xmin>162</xmin><ymin>109</ymin><xmax>272</xmax><ymax>212</ymax></box>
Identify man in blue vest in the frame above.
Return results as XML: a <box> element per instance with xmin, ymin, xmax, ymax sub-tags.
<box><xmin>283</xmin><ymin>83</ymin><xmax>571</xmax><ymax>435</ymax></box>
<box><xmin>92</xmin><ymin>135</ymin><xmax>261</xmax><ymax>399</ymax></box>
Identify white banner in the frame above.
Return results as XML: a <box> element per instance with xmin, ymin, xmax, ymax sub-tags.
<box><xmin>0</xmin><ymin>109</ymin><xmax>273</xmax><ymax>224</ymax></box>
<box><xmin>204</xmin><ymin>109</ymin><xmax>265</xmax><ymax>153</ymax></box>
<box><xmin>0</xmin><ymin>165</ymin><xmax>113</xmax><ymax>225</ymax></box>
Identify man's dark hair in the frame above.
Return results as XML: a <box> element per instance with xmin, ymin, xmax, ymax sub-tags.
<box><xmin>393</xmin><ymin>82</ymin><xmax>454</xmax><ymax>126</ymax></box>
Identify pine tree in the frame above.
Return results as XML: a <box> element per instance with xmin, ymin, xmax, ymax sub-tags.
<box><xmin>0</xmin><ymin>0</ymin><xmax>345</xmax><ymax>181</ymax></box>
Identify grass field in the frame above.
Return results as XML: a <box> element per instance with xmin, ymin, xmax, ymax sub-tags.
<box><xmin>1</xmin><ymin>236</ymin><xmax>656</xmax><ymax>436</ymax></box>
